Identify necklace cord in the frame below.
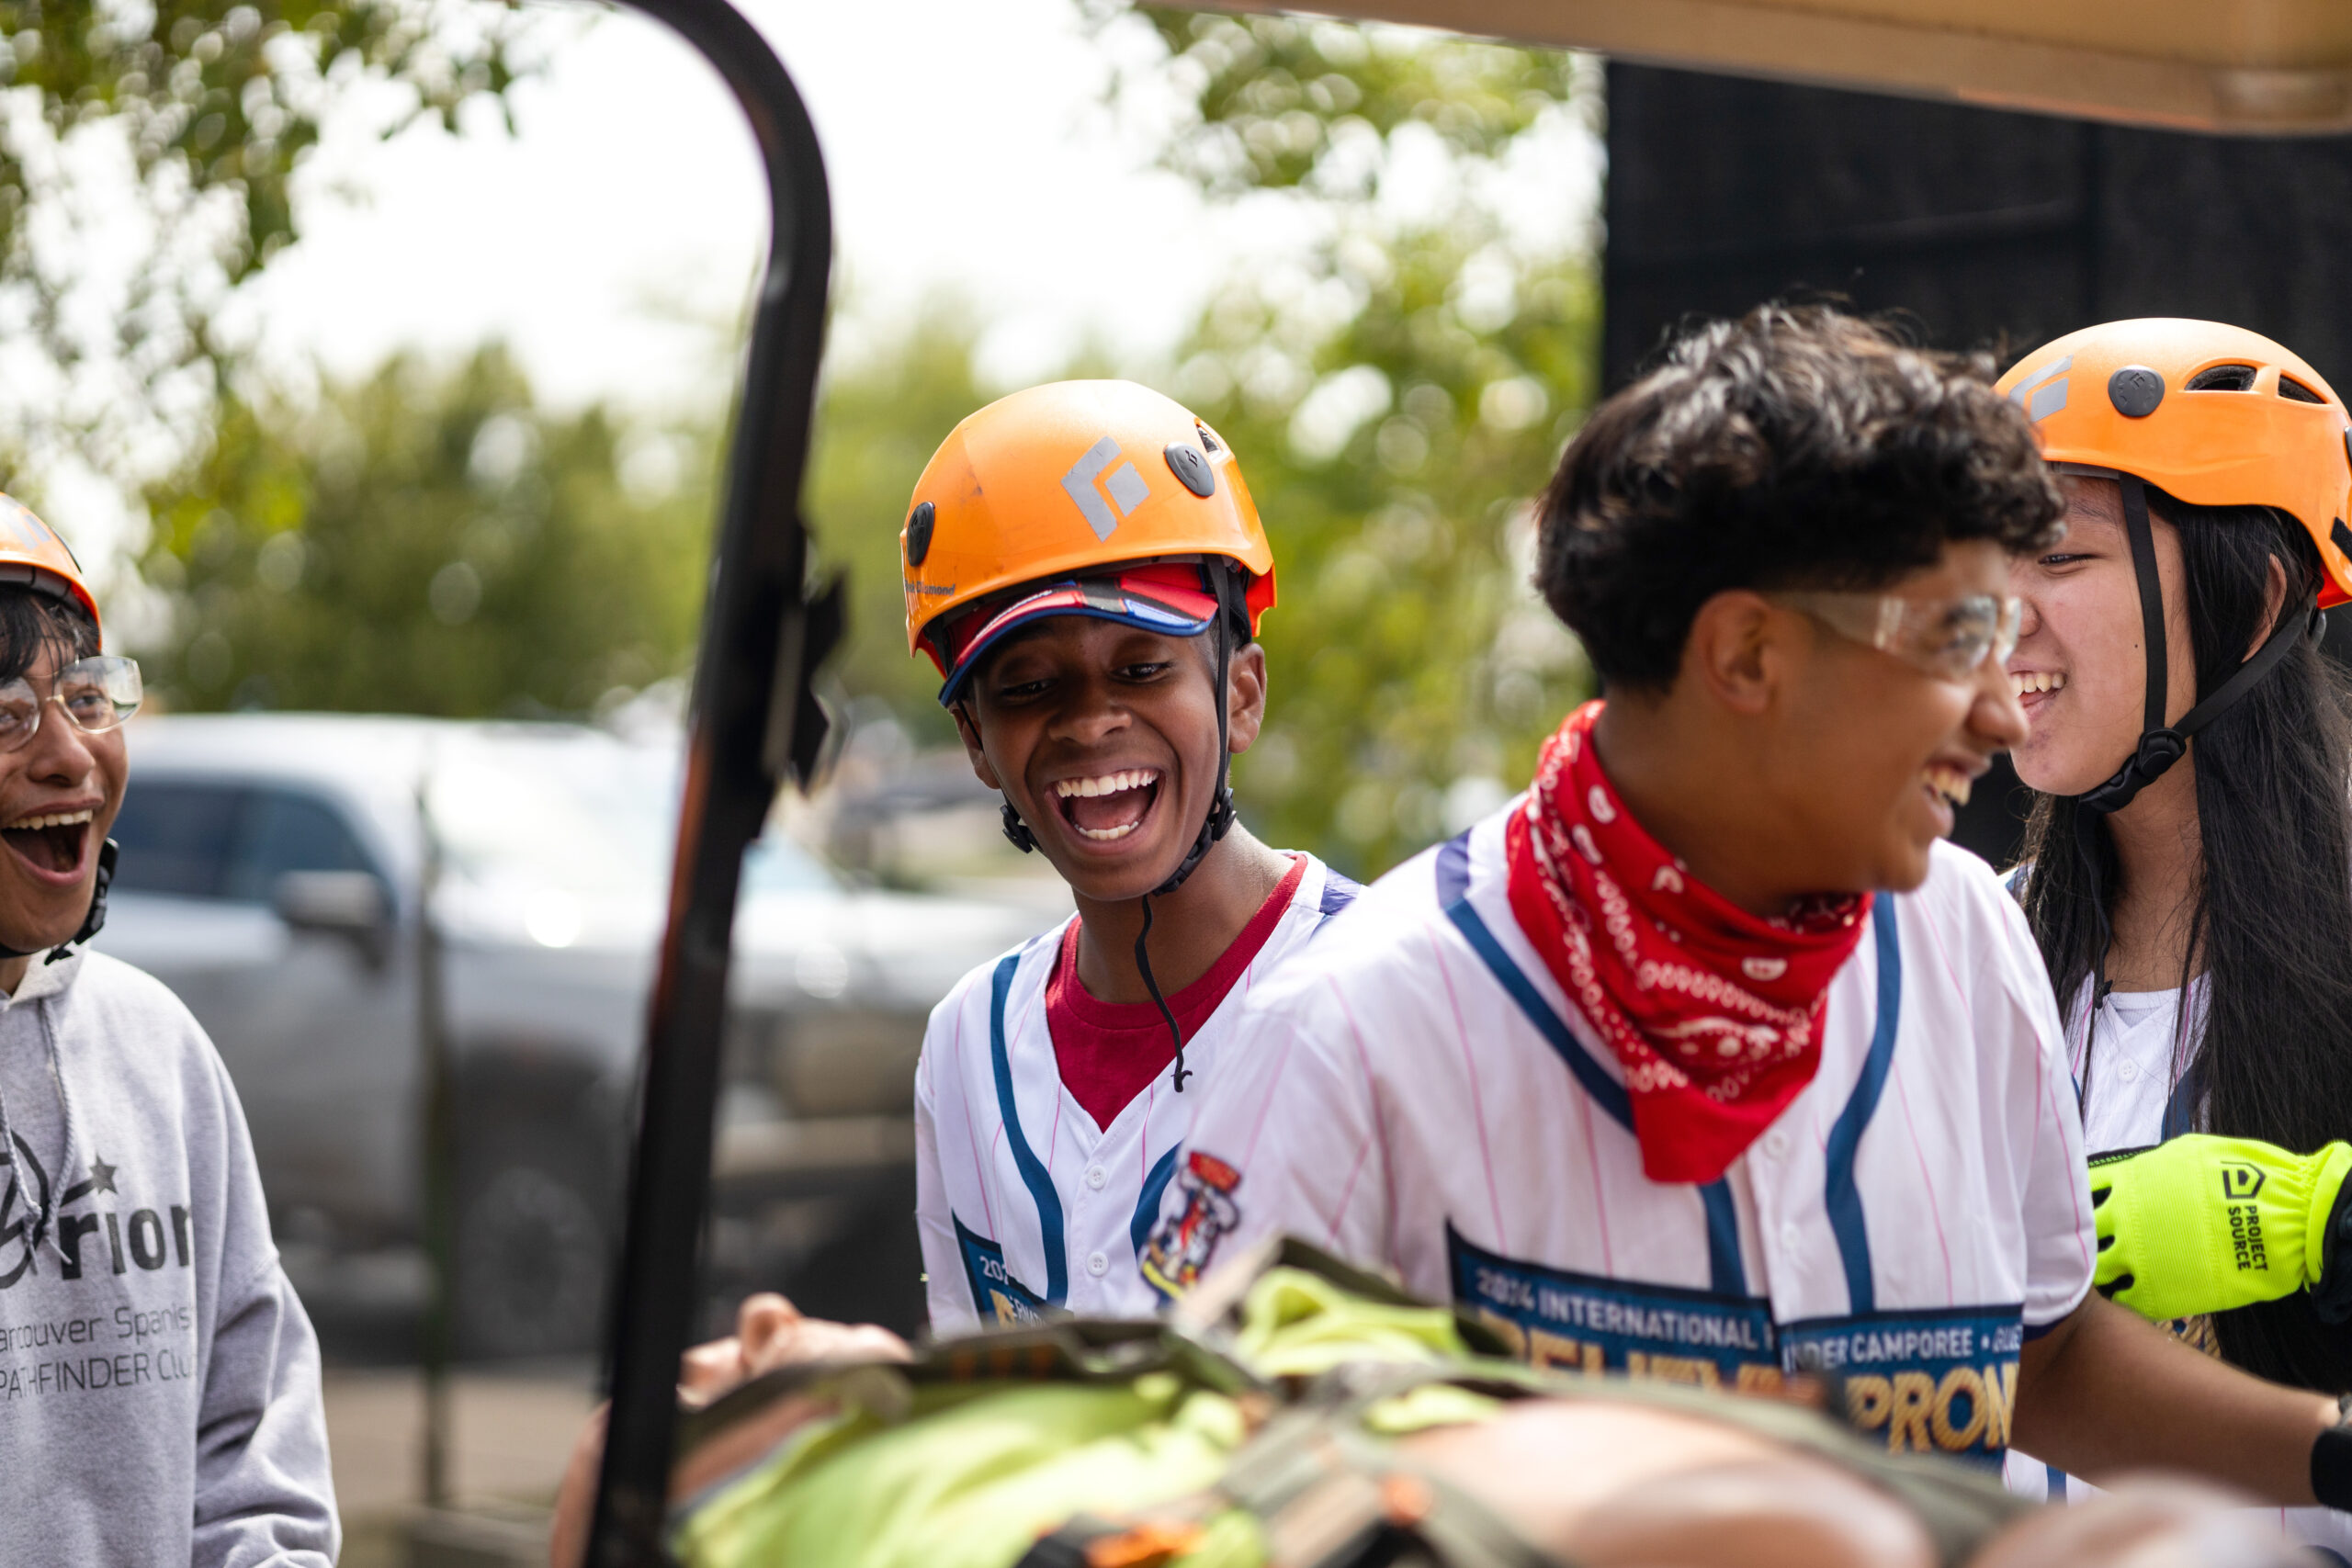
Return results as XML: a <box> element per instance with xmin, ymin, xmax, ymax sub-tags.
<box><xmin>1134</xmin><ymin>893</ymin><xmax>1190</xmax><ymax>1092</ymax></box>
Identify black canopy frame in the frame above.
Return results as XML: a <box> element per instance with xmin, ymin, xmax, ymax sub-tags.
<box><xmin>581</xmin><ymin>0</ymin><xmax>839</xmax><ymax>1561</ymax></box>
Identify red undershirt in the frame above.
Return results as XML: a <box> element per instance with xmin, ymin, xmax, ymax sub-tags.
<box><xmin>1046</xmin><ymin>854</ymin><xmax>1306</xmax><ymax>1130</ymax></box>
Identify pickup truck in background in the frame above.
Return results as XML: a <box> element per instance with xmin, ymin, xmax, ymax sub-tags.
<box><xmin>92</xmin><ymin>714</ymin><xmax>1040</xmax><ymax>1353</ymax></box>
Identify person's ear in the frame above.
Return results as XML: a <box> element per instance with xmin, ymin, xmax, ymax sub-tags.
<box><xmin>952</xmin><ymin>702</ymin><xmax>1003</xmax><ymax>791</ymax></box>
<box><xmin>1225</xmin><ymin>643</ymin><xmax>1268</xmax><ymax>754</ymax></box>
<box><xmin>1682</xmin><ymin>591</ymin><xmax>1786</xmax><ymax>716</ymax></box>
<box><xmin>2249</xmin><ymin>555</ymin><xmax>2290</xmax><ymax>660</ymax></box>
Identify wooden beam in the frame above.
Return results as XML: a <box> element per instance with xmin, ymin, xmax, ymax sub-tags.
<box><xmin>1198</xmin><ymin>0</ymin><xmax>2352</xmax><ymax>133</ymax></box>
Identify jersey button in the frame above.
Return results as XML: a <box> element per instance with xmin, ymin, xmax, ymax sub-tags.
<box><xmin>2117</xmin><ymin>1058</ymin><xmax>2140</xmax><ymax>1082</ymax></box>
<box><xmin>1086</xmin><ymin>1166</ymin><xmax>1107</xmax><ymax>1191</ymax></box>
<box><xmin>1779</xmin><ymin>1223</ymin><xmax>1801</xmax><ymax>1254</ymax></box>
<box><xmin>1086</xmin><ymin>1250</ymin><xmax>1110</xmax><ymax>1278</ymax></box>
<box><xmin>1762</xmin><ymin>1131</ymin><xmax>1789</xmax><ymax>1159</ymax></box>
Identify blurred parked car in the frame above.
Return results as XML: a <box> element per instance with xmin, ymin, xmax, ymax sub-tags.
<box><xmin>92</xmin><ymin>715</ymin><xmax>1039</xmax><ymax>1355</ymax></box>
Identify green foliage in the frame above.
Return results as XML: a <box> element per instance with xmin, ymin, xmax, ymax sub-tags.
<box><xmin>133</xmin><ymin>299</ymin><xmax>1008</xmax><ymax>730</ymax></box>
<box><xmin>122</xmin><ymin>4</ymin><xmax>1600</xmax><ymax>884</ymax></box>
<box><xmin>0</xmin><ymin>0</ymin><xmax>523</xmax><ymax>466</ymax></box>
<box><xmin>137</xmin><ymin>345</ymin><xmax>712</xmax><ymax>716</ymax></box>
<box><xmin>801</xmin><ymin>302</ymin><xmax>999</xmax><ymax>739</ymax></box>
<box><xmin>1190</xmin><ymin>225</ymin><xmax>1595</xmax><ymax>874</ymax></box>
<box><xmin>2</xmin><ymin>0</ymin><xmax>518</xmax><ymax>267</ymax></box>
<box><xmin>1111</xmin><ymin>6</ymin><xmax>1574</xmax><ymax>198</ymax></box>
<box><xmin>1102</xmin><ymin>6</ymin><xmax>1600</xmax><ymax>875</ymax></box>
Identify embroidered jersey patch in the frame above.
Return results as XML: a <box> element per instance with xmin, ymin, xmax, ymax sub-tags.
<box><xmin>1139</xmin><ymin>1150</ymin><xmax>1241</xmax><ymax>1299</ymax></box>
<box><xmin>1780</xmin><ymin>1306</ymin><xmax>2024</xmax><ymax>1465</ymax></box>
<box><xmin>1448</xmin><ymin>1225</ymin><xmax>2024</xmax><ymax>1464</ymax></box>
<box><xmin>954</xmin><ymin>1215</ymin><xmax>1045</xmax><ymax>1326</ymax></box>
<box><xmin>1447</xmin><ymin>1224</ymin><xmax>1783</xmax><ymax>1392</ymax></box>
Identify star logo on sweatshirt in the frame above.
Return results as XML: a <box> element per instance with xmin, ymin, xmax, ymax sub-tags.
<box><xmin>85</xmin><ymin>1158</ymin><xmax>115</xmax><ymax>1196</ymax></box>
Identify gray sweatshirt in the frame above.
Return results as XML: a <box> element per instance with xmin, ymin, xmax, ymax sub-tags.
<box><xmin>0</xmin><ymin>947</ymin><xmax>336</xmax><ymax>1565</ymax></box>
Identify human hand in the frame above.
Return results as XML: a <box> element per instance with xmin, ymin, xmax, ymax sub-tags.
<box><xmin>676</xmin><ymin>1292</ymin><xmax>910</xmax><ymax>1406</ymax></box>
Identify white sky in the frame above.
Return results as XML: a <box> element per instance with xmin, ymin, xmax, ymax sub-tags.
<box><xmin>232</xmin><ymin>0</ymin><xmax>1284</xmax><ymax>416</ymax></box>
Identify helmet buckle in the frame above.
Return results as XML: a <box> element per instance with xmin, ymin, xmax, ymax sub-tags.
<box><xmin>1000</xmin><ymin>801</ymin><xmax>1037</xmax><ymax>854</ymax></box>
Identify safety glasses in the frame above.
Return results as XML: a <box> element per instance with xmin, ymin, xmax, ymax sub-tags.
<box><xmin>1771</xmin><ymin>592</ymin><xmax>2022</xmax><ymax>684</ymax></box>
<box><xmin>0</xmin><ymin>655</ymin><xmax>143</xmax><ymax>752</ymax></box>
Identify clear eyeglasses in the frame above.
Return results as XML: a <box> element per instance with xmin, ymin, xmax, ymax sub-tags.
<box><xmin>1770</xmin><ymin>592</ymin><xmax>2023</xmax><ymax>684</ymax></box>
<box><xmin>0</xmin><ymin>655</ymin><xmax>143</xmax><ymax>752</ymax></box>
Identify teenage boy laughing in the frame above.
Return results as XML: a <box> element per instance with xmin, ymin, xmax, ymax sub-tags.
<box><xmin>0</xmin><ymin>497</ymin><xmax>335</xmax><ymax>1563</ymax></box>
<box><xmin>1166</xmin><ymin>307</ymin><xmax>2352</xmax><ymax>1506</ymax></box>
<box><xmin>902</xmin><ymin>380</ymin><xmax>1357</xmax><ymax>1332</ymax></box>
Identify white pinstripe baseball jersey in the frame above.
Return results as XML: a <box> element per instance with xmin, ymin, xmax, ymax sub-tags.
<box><xmin>1165</xmin><ymin>804</ymin><xmax>2097</xmax><ymax>1470</ymax></box>
<box><xmin>914</xmin><ymin>852</ymin><xmax>1358</xmax><ymax>1334</ymax></box>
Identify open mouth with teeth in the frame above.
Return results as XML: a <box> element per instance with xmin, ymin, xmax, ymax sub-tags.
<box><xmin>2011</xmin><ymin>670</ymin><xmax>2065</xmax><ymax>707</ymax></box>
<box><xmin>1053</xmin><ymin>769</ymin><xmax>1161</xmax><ymax>844</ymax></box>
<box><xmin>2</xmin><ymin>807</ymin><xmax>90</xmax><ymax>876</ymax></box>
<box><xmin>1919</xmin><ymin>764</ymin><xmax>1973</xmax><ymax>815</ymax></box>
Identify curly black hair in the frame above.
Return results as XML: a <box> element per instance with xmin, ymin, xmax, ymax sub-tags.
<box><xmin>1536</xmin><ymin>304</ymin><xmax>2064</xmax><ymax>689</ymax></box>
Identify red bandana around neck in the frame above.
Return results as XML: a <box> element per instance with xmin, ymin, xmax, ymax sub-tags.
<box><xmin>1503</xmin><ymin>701</ymin><xmax>1872</xmax><ymax>1184</ymax></box>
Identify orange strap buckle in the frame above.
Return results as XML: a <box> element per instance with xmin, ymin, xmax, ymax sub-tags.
<box><xmin>1083</xmin><ymin>1520</ymin><xmax>1206</xmax><ymax>1568</ymax></box>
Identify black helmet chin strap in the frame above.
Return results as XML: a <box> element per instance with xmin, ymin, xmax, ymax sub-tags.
<box><xmin>0</xmin><ymin>837</ymin><xmax>118</xmax><ymax>964</ymax></box>
<box><xmin>2076</xmin><ymin>475</ymin><xmax>2317</xmax><ymax>815</ymax></box>
<box><xmin>2070</xmin><ymin>473</ymin><xmax>2319</xmax><ymax>1021</ymax></box>
<box><xmin>1148</xmin><ymin>562</ymin><xmax>1245</xmax><ymax>900</ymax></box>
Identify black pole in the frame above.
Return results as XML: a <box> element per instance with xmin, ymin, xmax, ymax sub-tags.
<box><xmin>583</xmin><ymin>1</ymin><xmax>839</xmax><ymax>1562</ymax></box>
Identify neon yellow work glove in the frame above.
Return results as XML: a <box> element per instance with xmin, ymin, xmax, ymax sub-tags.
<box><xmin>2089</xmin><ymin>1134</ymin><xmax>2352</xmax><ymax>1324</ymax></box>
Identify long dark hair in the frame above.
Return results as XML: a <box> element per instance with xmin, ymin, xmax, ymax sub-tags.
<box><xmin>2017</xmin><ymin>489</ymin><xmax>2352</xmax><ymax>1391</ymax></box>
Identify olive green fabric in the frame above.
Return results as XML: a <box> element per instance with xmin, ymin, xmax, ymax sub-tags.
<box><xmin>2091</xmin><ymin>1135</ymin><xmax>2352</xmax><ymax>1322</ymax></box>
<box><xmin>668</xmin><ymin>1254</ymin><xmax>2024</xmax><ymax>1568</ymax></box>
<box><xmin>673</xmin><ymin>1374</ymin><xmax>1256</xmax><ymax>1568</ymax></box>
<box><xmin>671</xmin><ymin>1268</ymin><xmax>1476</xmax><ymax>1568</ymax></box>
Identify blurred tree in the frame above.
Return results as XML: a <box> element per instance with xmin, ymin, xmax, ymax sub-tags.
<box><xmin>1110</xmin><ymin>6</ymin><xmax>1575</xmax><ymax>198</ymax></box>
<box><xmin>1096</xmin><ymin>6</ymin><xmax>1601</xmax><ymax>874</ymax></box>
<box><xmin>0</xmin><ymin>0</ymin><xmax>524</xmax><ymax>475</ymax></box>
<box><xmin>801</xmin><ymin>299</ymin><xmax>999</xmax><ymax>739</ymax></box>
<box><xmin>1180</xmin><ymin>223</ymin><xmax>1595</xmax><ymax>876</ymax></box>
<box><xmin>130</xmin><ymin>7</ymin><xmax>1601</xmax><ymax>863</ymax></box>
<box><xmin>137</xmin><ymin>344</ymin><xmax>712</xmax><ymax>715</ymax></box>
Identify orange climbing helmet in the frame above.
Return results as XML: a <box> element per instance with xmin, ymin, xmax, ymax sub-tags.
<box><xmin>901</xmin><ymin>380</ymin><xmax>1274</xmax><ymax>702</ymax></box>
<box><xmin>0</xmin><ymin>494</ymin><xmax>96</xmax><ymax>630</ymax></box>
<box><xmin>1996</xmin><ymin>319</ymin><xmax>2352</xmax><ymax>608</ymax></box>
<box><xmin>1999</xmin><ymin>319</ymin><xmax>2352</xmax><ymax>816</ymax></box>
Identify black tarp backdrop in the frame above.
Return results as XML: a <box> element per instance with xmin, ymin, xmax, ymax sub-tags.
<box><xmin>1602</xmin><ymin>62</ymin><xmax>2352</xmax><ymax>868</ymax></box>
